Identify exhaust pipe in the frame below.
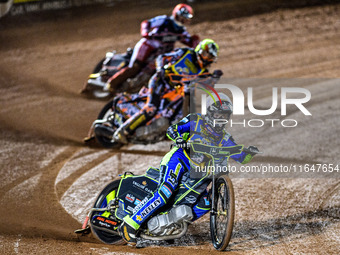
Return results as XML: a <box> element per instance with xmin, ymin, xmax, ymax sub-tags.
<box><xmin>94</xmin><ymin>124</ymin><xmax>115</xmax><ymax>139</ymax></box>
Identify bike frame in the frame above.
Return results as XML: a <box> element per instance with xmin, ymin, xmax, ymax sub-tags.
<box><xmin>188</xmin><ymin>143</ymin><xmax>244</xmax><ymax>215</ymax></box>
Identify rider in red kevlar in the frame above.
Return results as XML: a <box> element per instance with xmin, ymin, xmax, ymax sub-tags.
<box><xmin>105</xmin><ymin>3</ymin><xmax>200</xmax><ymax>93</ymax></box>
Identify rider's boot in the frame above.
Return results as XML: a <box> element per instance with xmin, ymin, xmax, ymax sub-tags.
<box><xmin>106</xmin><ymin>63</ymin><xmax>141</xmax><ymax>93</ymax></box>
<box><xmin>118</xmin><ymin>216</ymin><xmax>139</xmax><ymax>245</ymax></box>
<box><xmin>83</xmin><ymin>136</ymin><xmax>95</xmax><ymax>143</ymax></box>
<box><xmin>80</xmin><ymin>81</ymin><xmax>90</xmax><ymax>94</ymax></box>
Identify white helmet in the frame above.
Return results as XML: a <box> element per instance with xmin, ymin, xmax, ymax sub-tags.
<box><xmin>204</xmin><ymin>93</ymin><xmax>233</xmax><ymax>133</ymax></box>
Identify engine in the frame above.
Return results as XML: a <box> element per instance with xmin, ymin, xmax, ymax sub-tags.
<box><xmin>147</xmin><ymin>205</ymin><xmax>193</xmax><ymax>236</ymax></box>
<box><xmin>135</xmin><ymin>117</ymin><xmax>169</xmax><ymax>141</ymax></box>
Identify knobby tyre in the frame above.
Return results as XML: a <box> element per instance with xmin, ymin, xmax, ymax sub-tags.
<box><xmin>92</xmin><ymin>58</ymin><xmax>105</xmax><ymax>73</ymax></box>
<box><xmin>97</xmin><ymin>99</ymin><xmax>114</xmax><ymax>119</ymax></box>
<box><xmin>210</xmin><ymin>175</ymin><xmax>235</xmax><ymax>251</ymax></box>
<box><xmin>89</xmin><ymin>179</ymin><xmax>124</xmax><ymax>245</ymax></box>
<box><xmin>87</xmin><ymin>58</ymin><xmax>112</xmax><ymax>100</ymax></box>
<box><xmin>95</xmin><ymin>99</ymin><xmax>122</xmax><ymax>149</ymax></box>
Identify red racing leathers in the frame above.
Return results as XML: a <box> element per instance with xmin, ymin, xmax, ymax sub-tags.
<box><xmin>107</xmin><ymin>15</ymin><xmax>199</xmax><ymax>92</ymax></box>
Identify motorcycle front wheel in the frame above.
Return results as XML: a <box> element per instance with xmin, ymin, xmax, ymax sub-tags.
<box><xmin>210</xmin><ymin>175</ymin><xmax>235</xmax><ymax>251</ymax></box>
<box><xmin>89</xmin><ymin>179</ymin><xmax>124</xmax><ymax>245</ymax></box>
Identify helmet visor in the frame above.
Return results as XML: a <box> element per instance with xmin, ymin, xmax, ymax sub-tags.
<box><xmin>178</xmin><ymin>7</ymin><xmax>193</xmax><ymax>19</ymax></box>
<box><xmin>201</xmin><ymin>50</ymin><xmax>217</xmax><ymax>63</ymax></box>
<box><xmin>181</xmin><ymin>12</ymin><xmax>193</xmax><ymax>19</ymax></box>
<box><xmin>213</xmin><ymin>112</ymin><xmax>230</xmax><ymax>120</ymax></box>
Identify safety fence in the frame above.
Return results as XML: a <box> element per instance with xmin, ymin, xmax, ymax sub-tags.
<box><xmin>1</xmin><ymin>0</ymin><xmax>117</xmax><ymax>17</ymax></box>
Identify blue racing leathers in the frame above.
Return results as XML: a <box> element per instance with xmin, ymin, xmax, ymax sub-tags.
<box><xmin>119</xmin><ymin>47</ymin><xmax>210</xmax><ymax>135</ymax></box>
<box><xmin>123</xmin><ymin>113</ymin><xmax>255</xmax><ymax>230</ymax></box>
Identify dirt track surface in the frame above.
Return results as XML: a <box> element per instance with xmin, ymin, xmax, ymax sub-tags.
<box><xmin>0</xmin><ymin>1</ymin><xmax>339</xmax><ymax>254</ymax></box>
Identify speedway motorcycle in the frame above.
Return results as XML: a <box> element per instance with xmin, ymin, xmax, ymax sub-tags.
<box><xmin>84</xmin><ymin>85</ymin><xmax>184</xmax><ymax>148</ymax></box>
<box><xmin>75</xmin><ymin>143</ymin><xmax>260</xmax><ymax>250</ymax></box>
<box><xmin>84</xmin><ymin>74</ymin><xmax>220</xmax><ymax>148</ymax></box>
<box><xmin>80</xmin><ymin>48</ymin><xmax>155</xmax><ymax>100</ymax></box>
<box><xmin>80</xmin><ymin>33</ymin><xmax>197</xmax><ymax>100</ymax></box>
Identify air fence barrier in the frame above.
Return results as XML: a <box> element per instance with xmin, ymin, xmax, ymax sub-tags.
<box><xmin>1</xmin><ymin>0</ymin><xmax>118</xmax><ymax>17</ymax></box>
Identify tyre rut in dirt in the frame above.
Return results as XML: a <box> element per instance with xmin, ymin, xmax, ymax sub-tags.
<box><xmin>210</xmin><ymin>175</ymin><xmax>235</xmax><ymax>251</ymax></box>
<box><xmin>89</xmin><ymin>179</ymin><xmax>124</xmax><ymax>245</ymax></box>
<box><xmin>92</xmin><ymin>90</ymin><xmax>112</xmax><ymax>100</ymax></box>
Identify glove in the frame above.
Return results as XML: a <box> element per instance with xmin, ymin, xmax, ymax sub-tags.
<box><xmin>175</xmin><ymin>137</ymin><xmax>188</xmax><ymax>148</ymax></box>
<box><xmin>212</xmin><ymin>69</ymin><xmax>223</xmax><ymax>78</ymax></box>
<box><xmin>247</xmin><ymin>146</ymin><xmax>260</xmax><ymax>156</ymax></box>
<box><xmin>157</xmin><ymin>63</ymin><xmax>169</xmax><ymax>75</ymax></box>
<box><xmin>190</xmin><ymin>34</ymin><xmax>200</xmax><ymax>48</ymax></box>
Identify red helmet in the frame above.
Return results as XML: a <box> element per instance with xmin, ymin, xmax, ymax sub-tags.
<box><xmin>172</xmin><ymin>3</ymin><xmax>194</xmax><ymax>24</ymax></box>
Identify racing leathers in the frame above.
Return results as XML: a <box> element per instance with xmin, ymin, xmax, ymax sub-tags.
<box><xmin>122</xmin><ymin>113</ymin><xmax>256</xmax><ymax>236</ymax></box>
<box><xmin>113</xmin><ymin>47</ymin><xmax>212</xmax><ymax>144</ymax></box>
<box><xmin>107</xmin><ymin>15</ymin><xmax>199</xmax><ymax>92</ymax></box>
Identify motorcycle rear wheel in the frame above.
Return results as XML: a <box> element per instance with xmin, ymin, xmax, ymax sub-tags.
<box><xmin>83</xmin><ymin>58</ymin><xmax>113</xmax><ymax>100</ymax></box>
<box><xmin>92</xmin><ymin>90</ymin><xmax>112</xmax><ymax>100</ymax></box>
<box><xmin>95</xmin><ymin>99</ymin><xmax>122</xmax><ymax>149</ymax></box>
<box><xmin>210</xmin><ymin>175</ymin><xmax>235</xmax><ymax>251</ymax></box>
<box><xmin>93</xmin><ymin>58</ymin><xmax>105</xmax><ymax>73</ymax></box>
<box><xmin>97</xmin><ymin>99</ymin><xmax>114</xmax><ymax>119</ymax></box>
<box><xmin>89</xmin><ymin>179</ymin><xmax>124</xmax><ymax>245</ymax></box>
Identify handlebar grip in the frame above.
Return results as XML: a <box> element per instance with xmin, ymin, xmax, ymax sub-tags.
<box><xmin>242</xmin><ymin>147</ymin><xmax>263</xmax><ymax>154</ymax></box>
<box><xmin>171</xmin><ymin>141</ymin><xmax>191</xmax><ymax>148</ymax></box>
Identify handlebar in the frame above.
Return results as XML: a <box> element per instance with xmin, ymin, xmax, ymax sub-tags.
<box><xmin>172</xmin><ymin>142</ymin><xmax>263</xmax><ymax>155</ymax></box>
<box><xmin>148</xmin><ymin>33</ymin><xmax>185</xmax><ymax>42</ymax></box>
<box><xmin>241</xmin><ymin>147</ymin><xmax>263</xmax><ymax>155</ymax></box>
<box><xmin>162</xmin><ymin>73</ymin><xmax>218</xmax><ymax>90</ymax></box>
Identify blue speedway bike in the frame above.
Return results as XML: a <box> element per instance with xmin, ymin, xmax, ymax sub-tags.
<box><xmin>75</xmin><ymin>143</ymin><xmax>260</xmax><ymax>250</ymax></box>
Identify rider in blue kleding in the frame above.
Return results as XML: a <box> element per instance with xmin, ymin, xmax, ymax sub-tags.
<box><xmin>118</xmin><ymin>92</ymin><xmax>259</xmax><ymax>244</ymax></box>
<box><xmin>113</xmin><ymin>39</ymin><xmax>221</xmax><ymax>144</ymax></box>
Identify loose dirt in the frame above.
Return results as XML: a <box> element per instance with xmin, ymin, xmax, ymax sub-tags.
<box><xmin>0</xmin><ymin>1</ymin><xmax>339</xmax><ymax>254</ymax></box>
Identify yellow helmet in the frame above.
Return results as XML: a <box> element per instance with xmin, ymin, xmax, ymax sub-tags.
<box><xmin>195</xmin><ymin>39</ymin><xmax>219</xmax><ymax>68</ymax></box>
